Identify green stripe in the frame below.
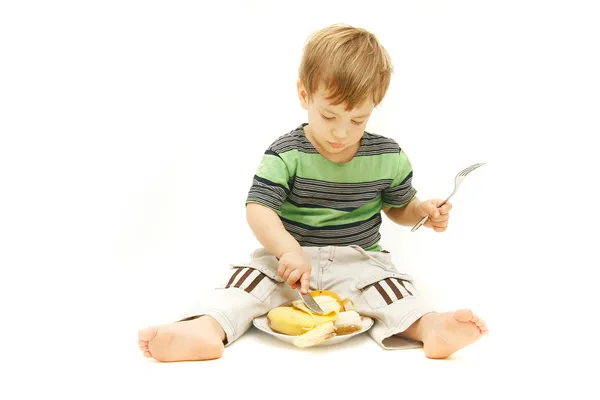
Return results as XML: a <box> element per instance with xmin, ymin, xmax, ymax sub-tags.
<box><xmin>391</xmin><ymin>151</ymin><xmax>413</xmax><ymax>186</ymax></box>
<box><xmin>279</xmin><ymin>151</ymin><xmax>400</xmax><ymax>183</ymax></box>
<box><xmin>255</xmin><ymin>153</ymin><xmax>291</xmax><ymax>189</ymax></box>
<box><xmin>280</xmin><ymin>197</ymin><xmax>382</xmax><ymax>227</ymax></box>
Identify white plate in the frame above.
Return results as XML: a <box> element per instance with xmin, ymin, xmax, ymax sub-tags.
<box><xmin>252</xmin><ymin>315</ymin><xmax>374</xmax><ymax>347</ymax></box>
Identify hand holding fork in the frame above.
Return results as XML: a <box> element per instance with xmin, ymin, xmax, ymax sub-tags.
<box><xmin>411</xmin><ymin>163</ymin><xmax>485</xmax><ymax>232</ymax></box>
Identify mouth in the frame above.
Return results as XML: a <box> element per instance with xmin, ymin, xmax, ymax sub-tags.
<box><xmin>328</xmin><ymin>141</ymin><xmax>344</xmax><ymax>149</ymax></box>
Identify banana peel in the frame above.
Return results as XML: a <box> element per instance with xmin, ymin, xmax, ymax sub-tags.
<box><xmin>342</xmin><ymin>297</ymin><xmax>356</xmax><ymax>311</ymax></box>
<box><xmin>293</xmin><ymin>321</ymin><xmax>336</xmax><ymax>348</ymax></box>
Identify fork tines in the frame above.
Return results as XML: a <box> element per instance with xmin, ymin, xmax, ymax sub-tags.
<box><xmin>459</xmin><ymin>162</ymin><xmax>485</xmax><ymax>176</ymax></box>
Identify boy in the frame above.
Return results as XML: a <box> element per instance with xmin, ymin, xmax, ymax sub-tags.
<box><xmin>138</xmin><ymin>24</ymin><xmax>488</xmax><ymax>361</ymax></box>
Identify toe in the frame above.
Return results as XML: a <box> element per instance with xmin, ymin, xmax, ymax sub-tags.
<box><xmin>480</xmin><ymin>322</ymin><xmax>489</xmax><ymax>334</ymax></box>
<box><xmin>139</xmin><ymin>340</ymin><xmax>149</xmax><ymax>351</ymax></box>
<box><xmin>454</xmin><ymin>309</ymin><xmax>474</xmax><ymax>323</ymax></box>
<box><xmin>143</xmin><ymin>350</ymin><xmax>153</xmax><ymax>358</ymax></box>
<box><xmin>138</xmin><ymin>326</ymin><xmax>158</xmax><ymax>342</ymax></box>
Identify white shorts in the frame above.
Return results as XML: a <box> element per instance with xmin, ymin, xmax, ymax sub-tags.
<box><xmin>178</xmin><ymin>245</ymin><xmax>436</xmax><ymax>350</ymax></box>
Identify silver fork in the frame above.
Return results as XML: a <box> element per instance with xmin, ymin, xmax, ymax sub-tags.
<box><xmin>411</xmin><ymin>162</ymin><xmax>486</xmax><ymax>232</ymax></box>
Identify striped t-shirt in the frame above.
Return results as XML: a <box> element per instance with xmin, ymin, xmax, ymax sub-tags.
<box><xmin>245</xmin><ymin>123</ymin><xmax>417</xmax><ymax>252</ymax></box>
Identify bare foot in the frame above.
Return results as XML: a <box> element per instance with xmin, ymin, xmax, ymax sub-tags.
<box><xmin>420</xmin><ymin>309</ymin><xmax>488</xmax><ymax>359</ymax></box>
<box><xmin>138</xmin><ymin>316</ymin><xmax>226</xmax><ymax>362</ymax></box>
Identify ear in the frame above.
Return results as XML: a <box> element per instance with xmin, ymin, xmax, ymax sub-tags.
<box><xmin>297</xmin><ymin>80</ymin><xmax>310</xmax><ymax>110</ymax></box>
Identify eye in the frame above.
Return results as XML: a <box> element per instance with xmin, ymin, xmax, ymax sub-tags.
<box><xmin>351</xmin><ymin>120</ymin><xmax>364</xmax><ymax>125</ymax></box>
<box><xmin>320</xmin><ymin>114</ymin><xmax>335</xmax><ymax>121</ymax></box>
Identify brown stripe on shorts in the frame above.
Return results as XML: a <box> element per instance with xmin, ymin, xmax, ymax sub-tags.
<box><xmin>385</xmin><ymin>278</ymin><xmax>403</xmax><ymax>300</ymax></box>
<box><xmin>225</xmin><ymin>267</ymin><xmax>244</xmax><ymax>288</ymax></box>
<box><xmin>374</xmin><ymin>282</ymin><xmax>393</xmax><ymax>305</ymax></box>
<box><xmin>396</xmin><ymin>279</ymin><xmax>413</xmax><ymax>296</ymax></box>
<box><xmin>244</xmin><ymin>273</ymin><xmax>266</xmax><ymax>293</ymax></box>
<box><xmin>234</xmin><ymin>268</ymin><xmax>254</xmax><ymax>288</ymax></box>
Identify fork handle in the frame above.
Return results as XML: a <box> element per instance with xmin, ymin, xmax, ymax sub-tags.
<box><xmin>410</xmin><ymin>194</ymin><xmax>454</xmax><ymax>232</ymax></box>
<box><xmin>411</xmin><ymin>215</ymin><xmax>429</xmax><ymax>232</ymax></box>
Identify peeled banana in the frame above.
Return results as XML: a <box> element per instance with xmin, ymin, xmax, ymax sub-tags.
<box><xmin>267</xmin><ymin>306</ymin><xmax>337</xmax><ymax>336</ymax></box>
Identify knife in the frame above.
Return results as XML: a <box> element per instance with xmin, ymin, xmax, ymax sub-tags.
<box><xmin>296</xmin><ymin>287</ymin><xmax>325</xmax><ymax>314</ymax></box>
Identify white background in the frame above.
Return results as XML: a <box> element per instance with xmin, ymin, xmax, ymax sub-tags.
<box><xmin>1</xmin><ymin>0</ymin><xmax>598</xmax><ymax>399</ymax></box>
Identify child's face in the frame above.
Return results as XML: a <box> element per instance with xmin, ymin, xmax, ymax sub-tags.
<box><xmin>298</xmin><ymin>82</ymin><xmax>374</xmax><ymax>159</ymax></box>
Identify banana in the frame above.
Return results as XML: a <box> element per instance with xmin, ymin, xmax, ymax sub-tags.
<box><xmin>292</xmin><ymin>296</ymin><xmax>340</xmax><ymax>316</ymax></box>
<box><xmin>267</xmin><ymin>293</ymin><xmax>361</xmax><ymax>347</ymax></box>
<box><xmin>333</xmin><ymin>311</ymin><xmax>362</xmax><ymax>335</ymax></box>
<box><xmin>294</xmin><ymin>321</ymin><xmax>336</xmax><ymax>348</ymax></box>
<box><xmin>267</xmin><ymin>306</ymin><xmax>338</xmax><ymax>336</ymax></box>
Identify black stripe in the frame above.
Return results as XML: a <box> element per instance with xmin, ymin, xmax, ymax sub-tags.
<box><xmin>288</xmin><ymin>177</ymin><xmax>392</xmax><ymax>211</ymax></box>
<box><xmin>252</xmin><ymin>175</ymin><xmax>290</xmax><ymax>194</ymax></box>
<box><xmin>294</xmin><ymin>176</ymin><xmax>393</xmax><ymax>190</ymax></box>
<box><xmin>269</xmin><ymin>130</ymin><xmax>318</xmax><ymax>154</ymax></box>
<box><xmin>291</xmin><ymin>186</ymin><xmax>384</xmax><ymax>198</ymax></box>
<box><xmin>383</xmin><ymin>189</ymin><xmax>416</xmax><ymax>207</ymax></box>
<box><xmin>383</xmin><ymin>171</ymin><xmax>416</xmax><ymax>205</ymax></box>
<box><xmin>247</xmin><ymin>191</ymin><xmax>281</xmax><ymax>204</ymax></box>
<box><xmin>282</xmin><ymin>217</ymin><xmax>380</xmax><ymax>239</ymax></box>
<box><xmin>290</xmin><ymin>192</ymin><xmax>377</xmax><ymax>202</ymax></box>
<box><xmin>247</xmin><ymin>189</ymin><xmax>284</xmax><ymax>203</ymax></box>
<box><xmin>295</xmin><ymin>235</ymin><xmax>380</xmax><ymax>250</ymax></box>
<box><xmin>283</xmin><ymin>214</ymin><xmax>381</xmax><ymax>238</ymax></box>
<box><xmin>279</xmin><ymin>212</ymin><xmax>380</xmax><ymax>231</ymax></box>
<box><xmin>355</xmin><ymin>133</ymin><xmax>400</xmax><ymax>156</ymax></box>
<box><xmin>399</xmin><ymin>170</ymin><xmax>413</xmax><ymax>186</ymax></box>
<box><xmin>246</xmin><ymin>195</ymin><xmax>280</xmax><ymax>211</ymax></box>
<box><xmin>264</xmin><ymin>149</ymin><xmax>283</xmax><ymax>158</ymax></box>
<box><xmin>246</xmin><ymin>193</ymin><xmax>283</xmax><ymax>211</ymax></box>
<box><xmin>358</xmin><ymin>143</ymin><xmax>399</xmax><ymax>151</ymax></box>
<box><xmin>268</xmin><ymin>127</ymin><xmax>402</xmax><ymax>157</ymax></box>
<box><xmin>283</xmin><ymin>219</ymin><xmax>382</xmax><ymax>249</ymax></box>
<box><xmin>286</xmin><ymin>198</ymin><xmax>363</xmax><ymax>212</ymax></box>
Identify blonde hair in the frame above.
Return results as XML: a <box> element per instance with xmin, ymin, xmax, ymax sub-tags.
<box><xmin>299</xmin><ymin>24</ymin><xmax>393</xmax><ymax>110</ymax></box>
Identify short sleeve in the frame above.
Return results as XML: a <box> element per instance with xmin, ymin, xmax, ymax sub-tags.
<box><xmin>382</xmin><ymin>150</ymin><xmax>417</xmax><ymax>208</ymax></box>
<box><xmin>245</xmin><ymin>150</ymin><xmax>291</xmax><ymax>213</ymax></box>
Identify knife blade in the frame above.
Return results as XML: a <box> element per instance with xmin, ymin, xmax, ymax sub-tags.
<box><xmin>296</xmin><ymin>288</ymin><xmax>325</xmax><ymax>314</ymax></box>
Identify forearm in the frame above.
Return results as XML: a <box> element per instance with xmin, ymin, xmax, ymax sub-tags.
<box><xmin>384</xmin><ymin>197</ymin><xmax>422</xmax><ymax>226</ymax></box>
<box><xmin>246</xmin><ymin>203</ymin><xmax>303</xmax><ymax>259</ymax></box>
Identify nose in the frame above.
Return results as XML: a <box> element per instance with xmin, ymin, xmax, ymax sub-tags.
<box><xmin>332</xmin><ymin>127</ymin><xmax>347</xmax><ymax>140</ymax></box>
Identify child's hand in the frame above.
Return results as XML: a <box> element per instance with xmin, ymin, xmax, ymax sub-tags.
<box><xmin>416</xmin><ymin>199</ymin><xmax>453</xmax><ymax>232</ymax></box>
<box><xmin>277</xmin><ymin>251</ymin><xmax>311</xmax><ymax>294</ymax></box>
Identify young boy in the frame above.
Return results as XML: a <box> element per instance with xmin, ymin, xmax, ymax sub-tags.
<box><xmin>138</xmin><ymin>24</ymin><xmax>488</xmax><ymax>361</ymax></box>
